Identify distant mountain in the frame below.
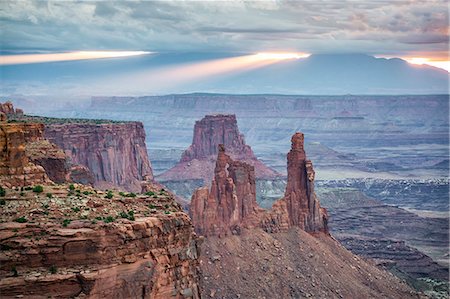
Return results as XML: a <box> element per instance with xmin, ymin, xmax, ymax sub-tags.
<box><xmin>198</xmin><ymin>53</ymin><xmax>449</xmax><ymax>94</ymax></box>
<box><xmin>1</xmin><ymin>52</ymin><xmax>448</xmax><ymax>95</ymax></box>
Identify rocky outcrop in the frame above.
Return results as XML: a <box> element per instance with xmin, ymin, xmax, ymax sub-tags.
<box><xmin>0</xmin><ymin>101</ymin><xmax>23</xmax><ymax>117</ymax></box>
<box><xmin>0</xmin><ymin>184</ymin><xmax>201</xmax><ymax>298</ymax></box>
<box><xmin>25</xmin><ymin>139</ymin><xmax>68</xmax><ymax>184</ymax></box>
<box><xmin>0</xmin><ymin>119</ymin><xmax>49</xmax><ymax>188</ymax></box>
<box><xmin>283</xmin><ymin>132</ymin><xmax>328</xmax><ymax>232</ymax></box>
<box><xmin>190</xmin><ymin>145</ymin><xmax>263</xmax><ymax>236</ymax></box>
<box><xmin>67</xmin><ymin>165</ymin><xmax>95</xmax><ymax>186</ymax></box>
<box><xmin>158</xmin><ymin>114</ymin><xmax>279</xmax><ymax>183</ymax></box>
<box><xmin>190</xmin><ymin>132</ymin><xmax>328</xmax><ymax>237</ymax></box>
<box><xmin>45</xmin><ymin>122</ymin><xmax>153</xmax><ymax>192</ymax></box>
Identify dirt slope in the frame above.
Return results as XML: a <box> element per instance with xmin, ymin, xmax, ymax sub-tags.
<box><xmin>199</xmin><ymin>228</ymin><xmax>422</xmax><ymax>299</ymax></box>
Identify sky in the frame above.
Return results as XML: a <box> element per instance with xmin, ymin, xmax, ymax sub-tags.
<box><xmin>0</xmin><ymin>0</ymin><xmax>448</xmax><ymax>61</ymax></box>
<box><xmin>0</xmin><ymin>0</ymin><xmax>448</xmax><ymax>97</ymax></box>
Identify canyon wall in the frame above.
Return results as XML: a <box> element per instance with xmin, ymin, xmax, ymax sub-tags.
<box><xmin>0</xmin><ymin>116</ymin><xmax>49</xmax><ymax>187</ymax></box>
<box><xmin>0</xmin><ymin>184</ymin><xmax>201</xmax><ymax>298</ymax></box>
<box><xmin>158</xmin><ymin>114</ymin><xmax>279</xmax><ymax>184</ymax></box>
<box><xmin>190</xmin><ymin>132</ymin><xmax>328</xmax><ymax>237</ymax></box>
<box><xmin>45</xmin><ymin>122</ymin><xmax>153</xmax><ymax>192</ymax></box>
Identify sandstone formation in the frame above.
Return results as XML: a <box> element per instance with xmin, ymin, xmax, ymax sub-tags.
<box><xmin>25</xmin><ymin>139</ymin><xmax>68</xmax><ymax>184</ymax></box>
<box><xmin>45</xmin><ymin>122</ymin><xmax>153</xmax><ymax>192</ymax></box>
<box><xmin>283</xmin><ymin>132</ymin><xmax>328</xmax><ymax>232</ymax></box>
<box><xmin>190</xmin><ymin>145</ymin><xmax>263</xmax><ymax>236</ymax></box>
<box><xmin>68</xmin><ymin>165</ymin><xmax>95</xmax><ymax>186</ymax></box>
<box><xmin>158</xmin><ymin>114</ymin><xmax>279</xmax><ymax>183</ymax></box>
<box><xmin>0</xmin><ymin>119</ymin><xmax>49</xmax><ymax>188</ymax></box>
<box><xmin>0</xmin><ymin>101</ymin><xmax>23</xmax><ymax>117</ymax></box>
<box><xmin>190</xmin><ymin>132</ymin><xmax>328</xmax><ymax>237</ymax></box>
<box><xmin>0</xmin><ymin>184</ymin><xmax>201</xmax><ymax>298</ymax></box>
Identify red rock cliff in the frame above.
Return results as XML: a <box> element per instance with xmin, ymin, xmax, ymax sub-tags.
<box><xmin>0</xmin><ymin>118</ymin><xmax>49</xmax><ymax>188</ymax></box>
<box><xmin>0</xmin><ymin>184</ymin><xmax>201</xmax><ymax>298</ymax></box>
<box><xmin>45</xmin><ymin>122</ymin><xmax>153</xmax><ymax>192</ymax></box>
<box><xmin>190</xmin><ymin>132</ymin><xmax>328</xmax><ymax>237</ymax></box>
<box><xmin>158</xmin><ymin>114</ymin><xmax>279</xmax><ymax>183</ymax></box>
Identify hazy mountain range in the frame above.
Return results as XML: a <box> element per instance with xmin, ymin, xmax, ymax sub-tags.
<box><xmin>1</xmin><ymin>53</ymin><xmax>448</xmax><ymax>96</ymax></box>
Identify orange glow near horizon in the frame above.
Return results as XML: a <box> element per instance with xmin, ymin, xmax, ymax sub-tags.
<box><xmin>105</xmin><ymin>52</ymin><xmax>311</xmax><ymax>92</ymax></box>
<box><xmin>0</xmin><ymin>51</ymin><xmax>152</xmax><ymax>65</ymax></box>
<box><xmin>403</xmin><ymin>57</ymin><xmax>450</xmax><ymax>72</ymax></box>
<box><xmin>254</xmin><ymin>52</ymin><xmax>310</xmax><ymax>60</ymax></box>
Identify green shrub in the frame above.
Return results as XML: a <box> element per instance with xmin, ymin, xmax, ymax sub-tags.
<box><xmin>105</xmin><ymin>191</ymin><xmax>113</xmax><ymax>199</ymax></box>
<box><xmin>49</xmin><ymin>265</ymin><xmax>57</xmax><ymax>274</ymax></box>
<box><xmin>164</xmin><ymin>211</ymin><xmax>171</xmax><ymax>215</ymax></box>
<box><xmin>62</xmin><ymin>219</ymin><xmax>71</xmax><ymax>227</ymax></box>
<box><xmin>104</xmin><ymin>216</ymin><xmax>115</xmax><ymax>223</ymax></box>
<box><xmin>164</xmin><ymin>204</ymin><xmax>169</xmax><ymax>209</ymax></box>
<box><xmin>0</xmin><ymin>199</ymin><xmax>5</xmax><ymax>205</ymax></box>
<box><xmin>69</xmin><ymin>184</ymin><xmax>75</xmax><ymax>191</ymax></box>
<box><xmin>119</xmin><ymin>192</ymin><xmax>126</xmax><ymax>197</ymax></box>
<box><xmin>149</xmin><ymin>204</ymin><xmax>156</xmax><ymax>209</ymax></box>
<box><xmin>82</xmin><ymin>191</ymin><xmax>91</xmax><ymax>195</ymax></box>
<box><xmin>0</xmin><ymin>186</ymin><xmax>5</xmax><ymax>197</ymax></box>
<box><xmin>32</xmin><ymin>185</ymin><xmax>44</xmax><ymax>193</ymax></box>
<box><xmin>19</xmin><ymin>192</ymin><xmax>25</xmax><ymax>197</ymax></box>
<box><xmin>14</xmin><ymin>217</ymin><xmax>27</xmax><ymax>223</ymax></box>
<box><xmin>46</xmin><ymin>193</ymin><xmax>53</xmax><ymax>198</ymax></box>
<box><xmin>145</xmin><ymin>191</ymin><xmax>155</xmax><ymax>196</ymax></box>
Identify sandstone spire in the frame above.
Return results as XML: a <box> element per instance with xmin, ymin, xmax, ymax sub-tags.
<box><xmin>190</xmin><ymin>132</ymin><xmax>328</xmax><ymax>237</ymax></box>
<box><xmin>284</xmin><ymin>132</ymin><xmax>328</xmax><ymax>232</ymax></box>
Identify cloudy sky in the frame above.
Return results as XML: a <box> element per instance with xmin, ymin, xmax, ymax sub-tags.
<box><xmin>1</xmin><ymin>0</ymin><xmax>448</xmax><ymax>60</ymax></box>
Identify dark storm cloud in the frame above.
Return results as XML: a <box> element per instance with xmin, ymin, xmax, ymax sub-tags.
<box><xmin>0</xmin><ymin>0</ymin><xmax>448</xmax><ymax>58</ymax></box>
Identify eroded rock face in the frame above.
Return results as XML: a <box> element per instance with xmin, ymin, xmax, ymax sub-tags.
<box><xmin>0</xmin><ymin>121</ymin><xmax>49</xmax><ymax>187</ymax></box>
<box><xmin>190</xmin><ymin>145</ymin><xmax>262</xmax><ymax>236</ymax></box>
<box><xmin>283</xmin><ymin>133</ymin><xmax>328</xmax><ymax>232</ymax></box>
<box><xmin>158</xmin><ymin>114</ymin><xmax>279</xmax><ymax>183</ymax></box>
<box><xmin>67</xmin><ymin>165</ymin><xmax>95</xmax><ymax>186</ymax></box>
<box><xmin>0</xmin><ymin>184</ymin><xmax>201</xmax><ymax>299</ymax></box>
<box><xmin>0</xmin><ymin>102</ymin><xmax>23</xmax><ymax>117</ymax></box>
<box><xmin>25</xmin><ymin>139</ymin><xmax>68</xmax><ymax>184</ymax></box>
<box><xmin>45</xmin><ymin>122</ymin><xmax>153</xmax><ymax>192</ymax></box>
<box><xmin>190</xmin><ymin>132</ymin><xmax>328</xmax><ymax>237</ymax></box>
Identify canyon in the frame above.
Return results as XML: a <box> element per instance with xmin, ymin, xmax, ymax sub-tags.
<box><xmin>5</xmin><ymin>103</ymin><xmax>154</xmax><ymax>192</ymax></box>
<box><xmin>0</xmin><ymin>115</ymin><xmax>201</xmax><ymax>298</ymax></box>
<box><xmin>191</xmin><ymin>132</ymin><xmax>420</xmax><ymax>298</ymax></box>
<box><xmin>1</xmin><ymin>95</ymin><xmax>448</xmax><ymax>298</ymax></box>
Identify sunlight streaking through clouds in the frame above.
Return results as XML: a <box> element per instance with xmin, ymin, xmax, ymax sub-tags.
<box><xmin>403</xmin><ymin>57</ymin><xmax>450</xmax><ymax>72</ymax></box>
<box><xmin>0</xmin><ymin>51</ymin><xmax>152</xmax><ymax>65</ymax></box>
<box><xmin>97</xmin><ymin>52</ymin><xmax>311</xmax><ymax>94</ymax></box>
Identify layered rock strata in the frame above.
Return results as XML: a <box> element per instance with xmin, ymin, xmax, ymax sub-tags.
<box><xmin>0</xmin><ymin>119</ymin><xmax>49</xmax><ymax>187</ymax></box>
<box><xmin>190</xmin><ymin>132</ymin><xmax>328</xmax><ymax>237</ymax></box>
<box><xmin>45</xmin><ymin>122</ymin><xmax>153</xmax><ymax>192</ymax></box>
<box><xmin>0</xmin><ymin>184</ymin><xmax>201</xmax><ymax>298</ymax></box>
<box><xmin>158</xmin><ymin>114</ymin><xmax>279</xmax><ymax>183</ymax></box>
